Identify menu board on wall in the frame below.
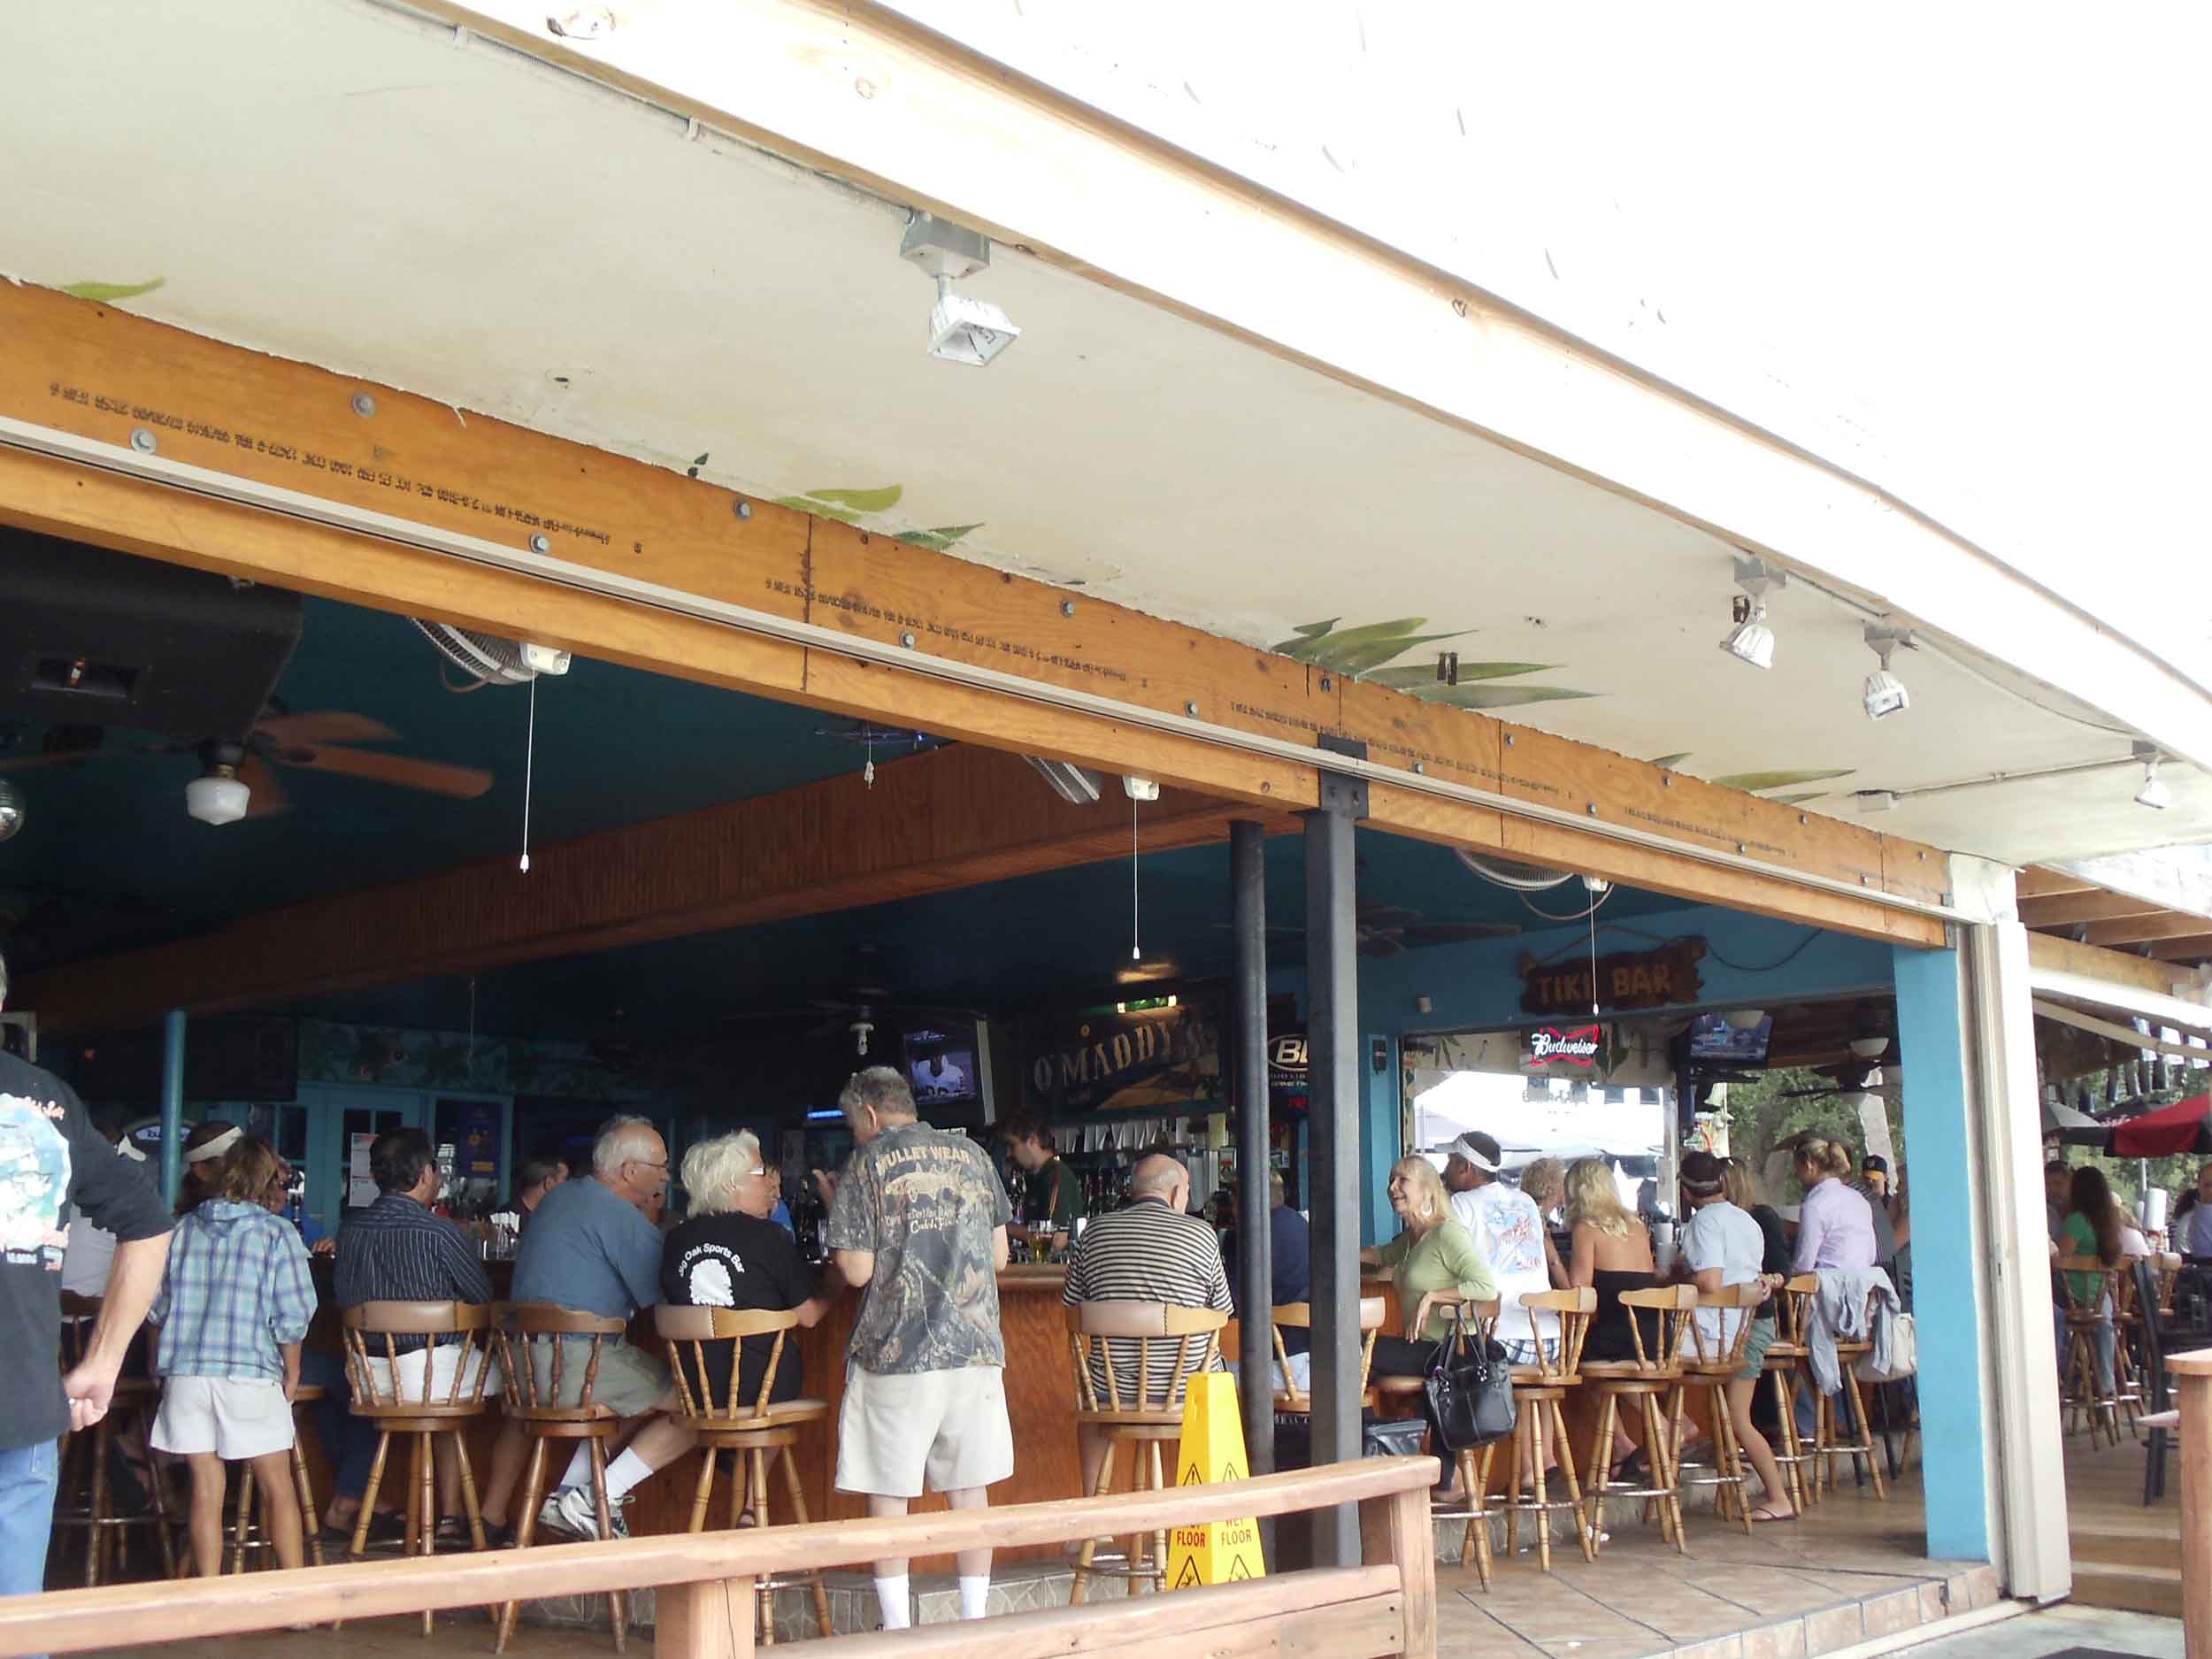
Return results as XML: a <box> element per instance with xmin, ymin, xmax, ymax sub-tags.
<box><xmin>1023</xmin><ymin>998</ymin><xmax>1222</xmax><ymax>1114</ymax></box>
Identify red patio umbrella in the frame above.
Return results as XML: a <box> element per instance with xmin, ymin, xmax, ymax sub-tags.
<box><xmin>2108</xmin><ymin>1093</ymin><xmax>2212</xmax><ymax>1158</ymax></box>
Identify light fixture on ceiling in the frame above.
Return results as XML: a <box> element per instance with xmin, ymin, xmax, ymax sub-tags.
<box><xmin>1122</xmin><ymin>775</ymin><xmax>1161</xmax><ymax>803</ymax></box>
<box><xmin>2134</xmin><ymin>741</ymin><xmax>2171</xmax><ymax>810</ymax></box>
<box><xmin>1722</xmin><ymin>1007</ymin><xmax>1768</xmax><ymax>1032</ymax></box>
<box><xmin>1025</xmin><ymin>756</ymin><xmax>1103</xmax><ymax>805</ymax></box>
<box><xmin>1848</xmin><ymin>1035</ymin><xmax>1889</xmax><ymax>1061</ymax></box>
<box><xmin>1862</xmin><ymin>625</ymin><xmax>1913</xmax><ymax>719</ymax></box>
<box><xmin>185</xmin><ymin>743</ymin><xmax>251</xmax><ymax>826</ymax></box>
<box><xmin>1718</xmin><ymin>555</ymin><xmax>1786</xmax><ymax>670</ymax></box>
<box><xmin>0</xmin><ymin>778</ymin><xmax>22</xmax><ymax>841</ymax></box>
<box><xmin>1853</xmin><ymin>790</ymin><xmax>1899</xmax><ymax>814</ymax></box>
<box><xmin>900</xmin><ymin>212</ymin><xmax>1020</xmax><ymax>366</ymax></box>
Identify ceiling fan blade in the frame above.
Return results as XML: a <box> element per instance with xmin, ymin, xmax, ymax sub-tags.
<box><xmin>1399</xmin><ymin>922</ymin><xmax>1522</xmax><ymax>947</ymax></box>
<box><xmin>1357</xmin><ymin>932</ymin><xmax>1407</xmax><ymax>958</ymax></box>
<box><xmin>257</xmin><ymin>710</ymin><xmax>397</xmax><ymax>748</ymax></box>
<box><xmin>280</xmin><ymin>744</ymin><xmax>494</xmax><ymax>799</ymax></box>
<box><xmin>238</xmin><ymin>756</ymin><xmax>290</xmax><ymax>818</ymax></box>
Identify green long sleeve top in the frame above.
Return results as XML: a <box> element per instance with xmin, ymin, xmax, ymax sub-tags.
<box><xmin>1375</xmin><ymin>1219</ymin><xmax>1500</xmax><ymax>1340</ymax></box>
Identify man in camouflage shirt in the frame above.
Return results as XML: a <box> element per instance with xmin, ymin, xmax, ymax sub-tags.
<box><xmin>821</xmin><ymin>1066</ymin><xmax>1011</xmax><ymax>1627</ymax></box>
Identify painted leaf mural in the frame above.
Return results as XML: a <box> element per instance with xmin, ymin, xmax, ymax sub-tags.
<box><xmin>60</xmin><ymin>276</ymin><xmax>165</xmax><ymax>302</ymax></box>
<box><xmin>769</xmin><ymin>485</ymin><xmax>983</xmax><ymax>553</ymax></box>
<box><xmin>1648</xmin><ymin>753</ymin><xmax>1694</xmax><ymax>771</ymax></box>
<box><xmin>894</xmin><ymin>524</ymin><xmax>986</xmax><ymax>554</ymax></box>
<box><xmin>1271</xmin><ymin>618</ymin><xmax>1599</xmax><ymax>705</ymax></box>
<box><xmin>1363</xmin><ymin>663</ymin><xmax>1558</xmax><ymax>689</ymax></box>
<box><xmin>1709</xmin><ymin>769</ymin><xmax>1856</xmax><ymax>793</ymax></box>
<box><xmin>1412</xmin><ymin>684</ymin><xmax>1597</xmax><ymax>710</ymax></box>
<box><xmin>807</xmin><ymin>485</ymin><xmax>905</xmax><ymax>513</ymax></box>
<box><xmin>1270</xmin><ymin>618</ymin><xmax>1470</xmax><ymax>672</ymax></box>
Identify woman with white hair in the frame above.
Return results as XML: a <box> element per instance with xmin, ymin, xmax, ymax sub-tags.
<box><xmin>660</xmin><ymin>1131</ymin><xmax>844</xmax><ymax>1412</ymax></box>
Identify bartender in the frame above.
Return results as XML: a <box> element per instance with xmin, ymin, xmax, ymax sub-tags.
<box><xmin>1003</xmin><ymin>1112</ymin><xmax>1081</xmax><ymax>1255</ymax></box>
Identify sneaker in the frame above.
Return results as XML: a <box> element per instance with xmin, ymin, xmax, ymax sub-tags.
<box><xmin>537</xmin><ymin>1486</ymin><xmax>630</xmax><ymax>1542</ymax></box>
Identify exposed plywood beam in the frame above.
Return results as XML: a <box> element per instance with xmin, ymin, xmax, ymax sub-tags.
<box><xmin>0</xmin><ymin>283</ymin><xmax>1946</xmax><ymax>946</ymax></box>
<box><xmin>2025</xmin><ymin>931</ymin><xmax>2192</xmax><ymax>999</ymax></box>
<box><xmin>2081</xmin><ymin>913</ymin><xmax>2212</xmax><ymax>949</ymax></box>
<box><xmin>2032</xmin><ymin>999</ymin><xmax>2212</xmax><ymax>1056</ymax></box>
<box><xmin>2019</xmin><ymin>891</ymin><xmax>2175</xmax><ymax>928</ymax></box>
<box><xmin>20</xmin><ymin>744</ymin><xmax>1284</xmax><ymax>1036</ymax></box>
<box><xmin>2017</xmin><ymin>867</ymin><xmax>2101</xmax><ymax>901</ymax></box>
<box><xmin>2147</xmin><ymin>934</ymin><xmax>2212</xmax><ymax>964</ymax></box>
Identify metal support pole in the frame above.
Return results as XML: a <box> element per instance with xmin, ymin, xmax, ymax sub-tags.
<box><xmin>1305</xmin><ymin>775</ymin><xmax>1364</xmax><ymax>1566</ymax></box>
<box><xmin>1232</xmin><ymin>820</ymin><xmax>1275</xmax><ymax>1485</ymax></box>
<box><xmin>159</xmin><ymin>1009</ymin><xmax>187</xmax><ymax>1209</ymax></box>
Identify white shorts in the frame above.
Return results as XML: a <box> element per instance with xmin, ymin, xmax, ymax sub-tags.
<box><xmin>153</xmin><ymin>1376</ymin><xmax>296</xmax><ymax>1461</ymax></box>
<box><xmin>835</xmin><ymin>1364</ymin><xmax>1013</xmax><ymax>1499</ymax></box>
<box><xmin>359</xmin><ymin>1344</ymin><xmax>502</xmax><ymax>1408</ymax></box>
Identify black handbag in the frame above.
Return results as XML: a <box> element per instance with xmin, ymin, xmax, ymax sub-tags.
<box><xmin>1424</xmin><ymin>1302</ymin><xmax>1518</xmax><ymax>1450</ymax></box>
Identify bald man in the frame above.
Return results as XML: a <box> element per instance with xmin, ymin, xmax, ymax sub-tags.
<box><xmin>1061</xmin><ymin>1155</ymin><xmax>1232</xmax><ymax>1498</ymax></box>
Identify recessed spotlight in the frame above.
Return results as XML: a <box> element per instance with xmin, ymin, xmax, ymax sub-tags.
<box><xmin>1719</xmin><ymin>556</ymin><xmax>1786</xmax><ymax>669</ymax></box>
<box><xmin>1863</xmin><ymin>625</ymin><xmax>1913</xmax><ymax>719</ymax></box>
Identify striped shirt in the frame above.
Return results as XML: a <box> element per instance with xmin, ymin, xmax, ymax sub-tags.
<box><xmin>150</xmin><ymin>1201</ymin><xmax>317</xmax><ymax>1380</ymax></box>
<box><xmin>1063</xmin><ymin>1197</ymin><xmax>1232</xmax><ymax>1402</ymax></box>
<box><xmin>334</xmin><ymin>1192</ymin><xmax>494</xmax><ymax>1354</ymax></box>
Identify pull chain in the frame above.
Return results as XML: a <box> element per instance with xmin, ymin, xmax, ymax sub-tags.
<box><xmin>518</xmin><ymin>675</ymin><xmax>538</xmax><ymax>873</ymax></box>
<box><xmin>1130</xmin><ymin>794</ymin><xmax>1141</xmax><ymax>960</ymax></box>
<box><xmin>1588</xmin><ymin>902</ymin><xmax>1600</xmax><ymax>1017</ymax></box>
<box><xmin>864</xmin><ymin>729</ymin><xmax>876</xmax><ymax>789</ymax></box>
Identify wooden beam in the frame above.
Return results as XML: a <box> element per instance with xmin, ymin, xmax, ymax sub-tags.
<box><xmin>2082</xmin><ymin>912</ymin><xmax>2212</xmax><ymax>949</ymax></box>
<box><xmin>2147</xmin><ymin>934</ymin><xmax>2212</xmax><ymax>964</ymax></box>
<box><xmin>2019</xmin><ymin>891</ymin><xmax>2174</xmax><ymax>928</ymax></box>
<box><xmin>0</xmin><ymin>283</ymin><xmax>1944</xmax><ymax>945</ymax></box>
<box><xmin>2025</xmin><ymin>931</ymin><xmax>2189</xmax><ymax>998</ymax></box>
<box><xmin>2016</xmin><ymin>867</ymin><xmax>2100</xmax><ymax>901</ymax></box>
<box><xmin>19</xmin><ymin>744</ymin><xmax>1285</xmax><ymax>1035</ymax></box>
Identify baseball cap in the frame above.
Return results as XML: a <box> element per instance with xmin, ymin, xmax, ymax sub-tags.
<box><xmin>1441</xmin><ymin>1133</ymin><xmax>1502</xmax><ymax>1172</ymax></box>
<box><xmin>1862</xmin><ymin>1154</ymin><xmax>1890</xmax><ymax>1177</ymax></box>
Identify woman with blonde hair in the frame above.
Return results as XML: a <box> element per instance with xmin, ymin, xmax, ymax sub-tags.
<box><xmin>1360</xmin><ymin>1155</ymin><xmax>1499</xmax><ymax>1502</ymax></box>
<box><xmin>1520</xmin><ymin>1157</ymin><xmax>1571</xmax><ymax>1287</ymax></box>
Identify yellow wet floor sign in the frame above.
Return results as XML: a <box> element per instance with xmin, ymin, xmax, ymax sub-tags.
<box><xmin>1165</xmin><ymin>1372</ymin><xmax>1266</xmax><ymax>1588</ymax></box>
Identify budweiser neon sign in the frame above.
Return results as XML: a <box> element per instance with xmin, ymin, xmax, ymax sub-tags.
<box><xmin>1526</xmin><ymin>1025</ymin><xmax>1601</xmax><ymax>1067</ymax></box>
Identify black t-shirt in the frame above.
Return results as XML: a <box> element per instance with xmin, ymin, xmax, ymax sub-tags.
<box><xmin>1020</xmin><ymin>1156</ymin><xmax>1082</xmax><ymax>1233</ymax></box>
<box><xmin>1749</xmin><ymin>1203</ymin><xmax>1792</xmax><ymax>1317</ymax></box>
<box><xmin>659</xmin><ymin>1210</ymin><xmax>817</xmax><ymax>1407</ymax></box>
<box><xmin>1</xmin><ymin>1054</ymin><xmax>174</xmax><ymax>1450</ymax></box>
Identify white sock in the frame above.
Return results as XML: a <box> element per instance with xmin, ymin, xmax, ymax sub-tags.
<box><xmin>557</xmin><ymin>1444</ymin><xmax>595</xmax><ymax>1492</ymax></box>
<box><xmin>874</xmin><ymin>1574</ymin><xmax>911</xmax><ymax>1631</ymax></box>
<box><xmin>602</xmin><ymin>1448</ymin><xmax>654</xmax><ymax>1504</ymax></box>
<box><xmin>959</xmin><ymin>1573</ymin><xmax>990</xmax><ymax>1620</ymax></box>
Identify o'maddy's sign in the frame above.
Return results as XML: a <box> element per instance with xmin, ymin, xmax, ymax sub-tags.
<box><xmin>1024</xmin><ymin>998</ymin><xmax>1222</xmax><ymax>1113</ymax></box>
<box><xmin>1519</xmin><ymin>937</ymin><xmax>1705</xmax><ymax>1018</ymax></box>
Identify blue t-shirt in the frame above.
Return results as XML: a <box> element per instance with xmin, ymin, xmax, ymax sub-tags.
<box><xmin>510</xmin><ymin>1175</ymin><xmax>663</xmax><ymax>1319</ymax></box>
<box><xmin>1270</xmin><ymin>1202</ymin><xmax>1312</xmax><ymax>1356</ymax></box>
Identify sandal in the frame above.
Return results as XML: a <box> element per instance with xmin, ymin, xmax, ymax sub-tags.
<box><xmin>1749</xmin><ymin>1503</ymin><xmax>1797</xmax><ymax>1524</ymax></box>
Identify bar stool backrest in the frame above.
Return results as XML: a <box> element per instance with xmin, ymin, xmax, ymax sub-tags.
<box><xmin>342</xmin><ymin>1301</ymin><xmax>495</xmax><ymax>1409</ymax></box>
<box><xmin>1774</xmin><ymin>1274</ymin><xmax>1820</xmax><ymax>1349</ymax></box>
<box><xmin>58</xmin><ymin>1290</ymin><xmax>152</xmax><ymax>1374</ymax></box>
<box><xmin>2057</xmin><ymin>1254</ymin><xmax>2138</xmax><ymax>1321</ymax></box>
<box><xmin>495</xmin><ymin>1302</ymin><xmax>629</xmax><ymax>1419</ymax></box>
<box><xmin>1613</xmin><ymin>1285</ymin><xmax>1697</xmax><ymax>1374</ymax></box>
<box><xmin>656</xmin><ymin>1304</ymin><xmax>802</xmax><ymax>1424</ymax></box>
<box><xmin>1682</xmin><ymin>1281</ymin><xmax>1763</xmax><ymax>1370</ymax></box>
<box><xmin>1065</xmin><ymin>1302</ymin><xmax>1228</xmax><ymax>1413</ymax></box>
<box><xmin>1516</xmin><ymin>1286</ymin><xmax>1596</xmax><ymax>1381</ymax></box>
<box><xmin>1270</xmin><ymin>1297</ymin><xmax>1385</xmax><ymax>1411</ymax></box>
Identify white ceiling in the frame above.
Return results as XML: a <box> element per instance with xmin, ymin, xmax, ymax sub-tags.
<box><xmin>3</xmin><ymin>0</ymin><xmax>2206</xmax><ymax>870</ymax></box>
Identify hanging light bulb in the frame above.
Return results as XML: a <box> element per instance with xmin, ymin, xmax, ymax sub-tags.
<box><xmin>2134</xmin><ymin>742</ymin><xmax>2171</xmax><ymax>810</ymax></box>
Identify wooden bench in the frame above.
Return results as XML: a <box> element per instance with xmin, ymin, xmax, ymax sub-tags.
<box><xmin>0</xmin><ymin>1455</ymin><xmax>1440</xmax><ymax>1659</ymax></box>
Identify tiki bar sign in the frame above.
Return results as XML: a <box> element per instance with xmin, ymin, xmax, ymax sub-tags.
<box><xmin>1519</xmin><ymin>937</ymin><xmax>1706</xmax><ymax>1017</ymax></box>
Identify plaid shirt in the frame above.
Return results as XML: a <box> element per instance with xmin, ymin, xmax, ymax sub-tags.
<box><xmin>150</xmin><ymin>1201</ymin><xmax>317</xmax><ymax>1379</ymax></box>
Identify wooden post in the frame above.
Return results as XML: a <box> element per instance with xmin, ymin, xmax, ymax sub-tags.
<box><xmin>2176</xmin><ymin>1351</ymin><xmax>2212</xmax><ymax>1659</ymax></box>
<box><xmin>1360</xmin><ymin>1483</ymin><xmax>1435</xmax><ymax>1659</ymax></box>
<box><xmin>655</xmin><ymin>1578</ymin><xmax>754</xmax><ymax>1659</ymax></box>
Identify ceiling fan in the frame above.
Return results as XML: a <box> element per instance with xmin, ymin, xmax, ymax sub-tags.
<box><xmin>1223</xmin><ymin>901</ymin><xmax>1520</xmax><ymax>959</ymax></box>
<box><xmin>0</xmin><ymin>709</ymin><xmax>494</xmax><ymax>825</ymax></box>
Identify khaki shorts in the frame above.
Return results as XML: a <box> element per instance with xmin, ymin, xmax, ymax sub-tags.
<box><xmin>154</xmin><ymin>1376</ymin><xmax>296</xmax><ymax>1461</ymax></box>
<box><xmin>361</xmin><ymin>1343</ymin><xmax>503</xmax><ymax>1408</ymax></box>
<box><xmin>525</xmin><ymin>1338</ymin><xmax>669</xmax><ymax>1418</ymax></box>
<box><xmin>835</xmin><ymin>1364</ymin><xmax>1013</xmax><ymax>1499</ymax></box>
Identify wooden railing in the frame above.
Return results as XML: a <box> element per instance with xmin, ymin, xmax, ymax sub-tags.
<box><xmin>2175</xmin><ymin>1349</ymin><xmax>2211</xmax><ymax>1659</ymax></box>
<box><xmin>0</xmin><ymin>1455</ymin><xmax>1439</xmax><ymax>1659</ymax></box>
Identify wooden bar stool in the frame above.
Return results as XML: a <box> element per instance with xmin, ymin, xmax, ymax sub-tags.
<box><xmin>1065</xmin><ymin>1301</ymin><xmax>1229</xmax><ymax>1604</ymax></box>
<box><xmin>1502</xmin><ymin>1287</ymin><xmax>1598</xmax><ymax>1578</ymax></box>
<box><xmin>54</xmin><ymin>1292</ymin><xmax>176</xmax><ymax>1586</ymax></box>
<box><xmin>1808</xmin><ymin>1288</ymin><xmax>1888</xmax><ymax>1499</ymax></box>
<box><xmin>1268</xmin><ymin>1296</ymin><xmax>1385</xmax><ymax>1414</ymax></box>
<box><xmin>1366</xmin><ymin>1296</ymin><xmax>1507</xmax><ymax>1586</ymax></box>
<box><xmin>223</xmin><ymin>1387</ymin><xmax>329</xmax><ymax>1576</ymax></box>
<box><xmin>1763</xmin><ymin>1276</ymin><xmax>1819</xmax><ymax>1512</ymax></box>
<box><xmin>493</xmin><ymin>1303</ymin><xmax>631</xmax><ymax>1653</ymax></box>
<box><xmin>1580</xmin><ymin>1286</ymin><xmax>1694</xmax><ymax>1554</ymax></box>
<box><xmin>342</xmin><ymin>1301</ymin><xmax>500</xmax><ymax>1633</ymax></box>
<box><xmin>2057</xmin><ymin>1256</ymin><xmax>2131</xmax><ymax>1448</ymax></box>
<box><xmin>1669</xmin><ymin>1283</ymin><xmax>1763</xmax><ymax>1534</ymax></box>
<box><xmin>657</xmin><ymin>1305</ymin><xmax>834</xmax><ymax>1647</ymax></box>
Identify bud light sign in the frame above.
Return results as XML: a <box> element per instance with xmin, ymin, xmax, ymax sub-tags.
<box><xmin>1525</xmin><ymin>1025</ymin><xmax>1601</xmax><ymax>1068</ymax></box>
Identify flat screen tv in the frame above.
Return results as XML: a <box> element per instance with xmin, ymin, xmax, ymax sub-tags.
<box><xmin>904</xmin><ymin>1025</ymin><xmax>983</xmax><ymax>1108</ymax></box>
<box><xmin>1686</xmin><ymin>1012</ymin><xmax>1772</xmax><ymax>1065</ymax></box>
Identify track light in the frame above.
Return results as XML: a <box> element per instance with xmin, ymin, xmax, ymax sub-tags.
<box><xmin>1718</xmin><ymin>556</ymin><xmax>1786</xmax><ymax>669</ymax></box>
<box><xmin>1862</xmin><ymin>626</ymin><xmax>1912</xmax><ymax>719</ymax></box>
<box><xmin>2134</xmin><ymin>741</ymin><xmax>2171</xmax><ymax>810</ymax></box>
<box><xmin>900</xmin><ymin>212</ymin><xmax>1020</xmax><ymax>366</ymax></box>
